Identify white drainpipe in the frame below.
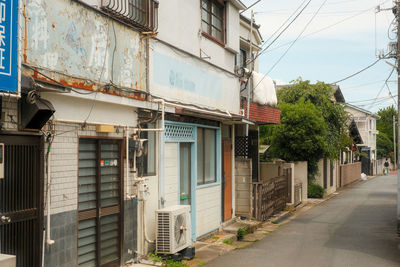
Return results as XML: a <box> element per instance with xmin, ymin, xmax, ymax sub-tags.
<box><xmin>46</xmin><ymin>145</ymin><xmax>55</xmax><ymax>246</ymax></box>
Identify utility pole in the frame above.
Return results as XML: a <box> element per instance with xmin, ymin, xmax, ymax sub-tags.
<box><xmin>394</xmin><ymin>115</ymin><xmax>397</xmax><ymax>170</ymax></box>
<box><xmin>396</xmin><ymin>0</ymin><xmax>400</xmax><ymax>235</ymax></box>
<box><xmin>246</xmin><ymin>10</ymin><xmax>254</xmax><ymax>136</ymax></box>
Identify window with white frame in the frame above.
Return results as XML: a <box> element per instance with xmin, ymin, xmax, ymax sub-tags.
<box><xmin>74</xmin><ymin>0</ymin><xmax>158</xmax><ymax>31</ymax></box>
<box><xmin>201</xmin><ymin>0</ymin><xmax>225</xmax><ymax>43</ymax></box>
<box><xmin>197</xmin><ymin>128</ymin><xmax>217</xmax><ymax>185</ymax></box>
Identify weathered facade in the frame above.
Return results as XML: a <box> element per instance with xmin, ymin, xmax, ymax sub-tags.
<box><xmin>1</xmin><ymin>0</ymin><xmax>161</xmax><ymax>266</ymax></box>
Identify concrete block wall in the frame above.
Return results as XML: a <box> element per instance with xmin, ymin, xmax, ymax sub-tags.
<box><xmin>339</xmin><ymin>162</ymin><xmax>361</xmax><ymax>187</ymax></box>
<box><xmin>294</xmin><ymin>161</ymin><xmax>308</xmax><ymax>203</ymax></box>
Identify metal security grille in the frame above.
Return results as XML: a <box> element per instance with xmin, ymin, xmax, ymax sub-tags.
<box><xmin>0</xmin><ymin>135</ymin><xmax>43</xmax><ymax>267</ymax></box>
<box><xmin>101</xmin><ymin>0</ymin><xmax>159</xmax><ymax>31</ymax></box>
<box><xmin>164</xmin><ymin>124</ymin><xmax>195</xmax><ymax>142</ymax></box>
<box><xmin>78</xmin><ymin>139</ymin><xmax>122</xmax><ymax>267</ymax></box>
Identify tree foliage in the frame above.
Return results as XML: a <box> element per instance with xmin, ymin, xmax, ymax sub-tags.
<box><xmin>260</xmin><ymin>78</ymin><xmax>350</xmax><ymax>180</ymax></box>
<box><xmin>376</xmin><ymin>106</ymin><xmax>397</xmax><ymax>160</ymax></box>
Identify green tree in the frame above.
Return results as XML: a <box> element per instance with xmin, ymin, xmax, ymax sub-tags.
<box><xmin>376</xmin><ymin>106</ymin><xmax>397</xmax><ymax>160</ymax></box>
<box><xmin>261</xmin><ymin>78</ymin><xmax>350</xmax><ymax>181</ymax></box>
<box><xmin>269</xmin><ymin>99</ymin><xmax>326</xmax><ymax>179</ymax></box>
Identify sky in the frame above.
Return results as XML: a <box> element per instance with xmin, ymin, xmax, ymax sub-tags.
<box><xmin>240</xmin><ymin>0</ymin><xmax>397</xmax><ymax>113</ymax></box>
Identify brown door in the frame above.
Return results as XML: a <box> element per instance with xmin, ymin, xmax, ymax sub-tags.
<box><xmin>0</xmin><ymin>135</ymin><xmax>44</xmax><ymax>267</ymax></box>
<box><xmin>223</xmin><ymin>140</ymin><xmax>232</xmax><ymax>221</ymax></box>
<box><xmin>78</xmin><ymin>139</ymin><xmax>122</xmax><ymax>267</ymax></box>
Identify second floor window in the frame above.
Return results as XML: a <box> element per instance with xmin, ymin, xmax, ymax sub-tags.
<box><xmin>75</xmin><ymin>0</ymin><xmax>158</xmax><ymax>32</ymax></box>
<box><xmin>201</xmin><ymin>0</ymin><xmax>224</xmax><ymax>43</ymax></box>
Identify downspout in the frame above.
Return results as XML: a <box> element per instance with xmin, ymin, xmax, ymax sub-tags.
<box><xmin>46</xmin><ymin>144</ymin><xmax>55</xmax><ymax>246</ymax></box>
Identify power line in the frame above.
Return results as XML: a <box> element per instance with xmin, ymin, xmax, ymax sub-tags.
<box><xmin>249</xmin><ymin>0</ymin><xmax>313</xmax><ymax>65</ymax></box>
<box><xmin>347</xmin><ymin>94</ymin><xmax>397</xmax><ymax>104</ymax></box>
<box><xmin>253</xmin><ymin>0</ymin><xmax>329</xmax><ymax>90</ymax></box>
<box><xmin>330</xmin><ymin>58</ymin><xmax>383</xmax><ymax>84</ymax></box>
<box><xmin>262</xmin><ymin>0</ymin><xmax>391</xmax><ymax>54</ymax></box>
<box><xmin>341</xmin><ymin>79</ymin><xmax>385</xmax><ymax>90</ymax></box>
<box><xmin>260</xmin><ymin>0</ymin><xmax>310</xmax><ymax>48</ymax></box>
<box><xmin>366</xmin><ymin>68</ymin><xmax>395</xmax><ymax>110</ymax></box>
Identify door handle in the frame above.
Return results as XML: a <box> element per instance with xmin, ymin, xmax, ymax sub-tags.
<box><xmin>1</xmin><ymin>215</ymin><xmax>11</xmax><ymax>223</ymax></box>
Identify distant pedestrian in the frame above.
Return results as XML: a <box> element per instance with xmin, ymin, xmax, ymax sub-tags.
<box><xmin>384</xmin><ymin>159</ymin><xmax>389</xmax><ymax>175</ymax></box>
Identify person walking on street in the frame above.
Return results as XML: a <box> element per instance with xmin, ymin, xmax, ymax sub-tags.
<box><xmin>384</xmin><ymin>158</ymin><xmax>389</xmax><ymax>175</ymax></box>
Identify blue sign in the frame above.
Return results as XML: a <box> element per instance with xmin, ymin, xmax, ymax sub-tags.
<box><xmin>0</xmin><ymin>0</ymin><xmax>18</xmax><ymax>93</ymax></box>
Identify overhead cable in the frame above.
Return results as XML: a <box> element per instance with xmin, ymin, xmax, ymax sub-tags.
<box><xmin>330</xmin><ymin>58</ymin><xmax>383</xmax><ymax>84</ymax></box>
<box><xmin>249</xmin><ymin>0</ymin><xmax>313</xmax><ymax>65</ymax></box>
<box><xmin>253</xmin><ymin>0</ymin><xmax>329</xmax><ymax>90</ymax></box>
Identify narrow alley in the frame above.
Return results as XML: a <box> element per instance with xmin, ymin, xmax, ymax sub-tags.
<box><xmin>207</xmin><ymin>175</ymin><xmax>400</xmax><ymax>267</ymax></box>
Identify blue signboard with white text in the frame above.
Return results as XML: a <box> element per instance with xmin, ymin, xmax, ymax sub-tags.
<box><xmin>0</xmin><ymin>0</ymin><xmax>18</xmax><ymax>93</ymax></box>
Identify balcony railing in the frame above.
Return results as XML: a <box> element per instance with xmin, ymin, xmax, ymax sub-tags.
<box><xmin>101</xmin><ymin>0</ymin><xmax>159</xmax><ymax>31</ymax></box>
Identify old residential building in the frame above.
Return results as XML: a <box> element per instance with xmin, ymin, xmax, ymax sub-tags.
<box><xmin>0</xmin><ymin>0</ymin><xmax>271</xmax><ymax>267</ymax></box>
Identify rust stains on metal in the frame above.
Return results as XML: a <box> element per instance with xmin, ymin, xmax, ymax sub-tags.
<box><xmin>59</xmin><ymin>79</ymin><xmax>96</xmax><ymax>91</ymax></box>
<box><xmin>23</xmin><ymin>5</ymin><xmax>27</xmax><ymax>63</ymax></box>
<box><xmin>24</xmin><ymin>66</ymin><xmax>146</xmax><ymax>101</ymax></box>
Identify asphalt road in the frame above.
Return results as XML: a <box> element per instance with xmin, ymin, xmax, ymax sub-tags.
<box><xmin>207</xmin><ymin>175</ymin><xmax>400</xmax><ymax>267</ymax></box>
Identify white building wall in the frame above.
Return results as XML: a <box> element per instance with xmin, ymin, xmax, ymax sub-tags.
<box><xmin>164</xmin><ymin>143</ymin><xmax>179</xmax><ymax>207</ymax></box>
<box><xmin>156</xmin><ymin>1</ymin><xmax>239</xmax><ymax>72</ymax></box>
<box><xmin>196</xmin><ymin>185</ymin><xmax>221</xmax><ymax>237</ymax></box>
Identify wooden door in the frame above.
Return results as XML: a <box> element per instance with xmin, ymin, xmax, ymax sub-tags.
<box><xmin>223</xmin><ymin>140</ymin><xmax>232</xmax><ymax>221</ymax></box>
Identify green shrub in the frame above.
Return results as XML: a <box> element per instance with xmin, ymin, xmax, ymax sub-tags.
<box><xmin>237</xmin><ymin>226</ymin><xmax>249</xmax><ymax>241</ymax></box>
<box><xmin>223</xmin><ymin>238</ymin><xmax>233</xmax><ymax>245</ymax></box>
<box><xmin>308</xmin><ymin>183</ymin><xmax>325</xmax><ymax>198</ymax></box>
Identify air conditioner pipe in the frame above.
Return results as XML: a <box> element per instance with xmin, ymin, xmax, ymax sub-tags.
<box><xmin>142</xmin><ymin>199</ymin><xmax>155</xmax><ymax>244</ymax></box>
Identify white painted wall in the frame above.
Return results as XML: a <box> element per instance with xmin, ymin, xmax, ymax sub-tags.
<box><xmin>196</xmin><ymin>185</ymin><xmax>221</xmax><ymax>237</ymax></box>
<box><xmin>345</xmin><ymin>106</ymin><xmax>379</xmax><ymax>160</ymax></box>
<box><xmin>294</xmin><ymin>161</ymin><xmax>308</xmax><ymax>203</ymax></box>
<box><xmin>156</xmin><ymin>1</ymin><xmax>240</xmax><ymax>72</ymax></box>
<box><xmin>41</xmin><ymin>92</ymin><xmax>138</xmax><ymax>127</ymax></box>
<box><xmin>164</xmin><ymin>143</ymin><xmax>179</xmax><ymax>207</ymax></box>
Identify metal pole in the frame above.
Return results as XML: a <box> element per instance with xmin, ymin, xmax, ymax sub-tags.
<box><xmin>246</xmin><ymin>10</ymin><xmax>254</xmax><ymax>137</ymax></box>
<box><xmin>396</xmin><ymin>0</ymin><xmax>400</xmax><ymax>235</ymax></box>
<box><xmin>394</xmin><ymin>115</ymin><xmax>397</xmax><ymax>170</ymax></box>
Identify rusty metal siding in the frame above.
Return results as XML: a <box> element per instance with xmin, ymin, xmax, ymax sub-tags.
<box><xmin>23</xmin><ymin>0</ymin><xmax>146</xmax><ymax>91</ymax></box>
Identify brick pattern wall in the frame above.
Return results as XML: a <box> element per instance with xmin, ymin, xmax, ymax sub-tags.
<box><xmin>242</xmin><ymin>101</ymin><xmax>280</xmax><ymax>124</ymax></box>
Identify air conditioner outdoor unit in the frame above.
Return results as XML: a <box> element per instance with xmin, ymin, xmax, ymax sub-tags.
<box><xmin>240</xmin><ymin>109</ymin><xmax>245</xmax><ymax>117</ymax></box>
<box><xmin>156</xmin><ymin>205</ymin><xmax>192</xmax><ymax>254</ymax></box>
